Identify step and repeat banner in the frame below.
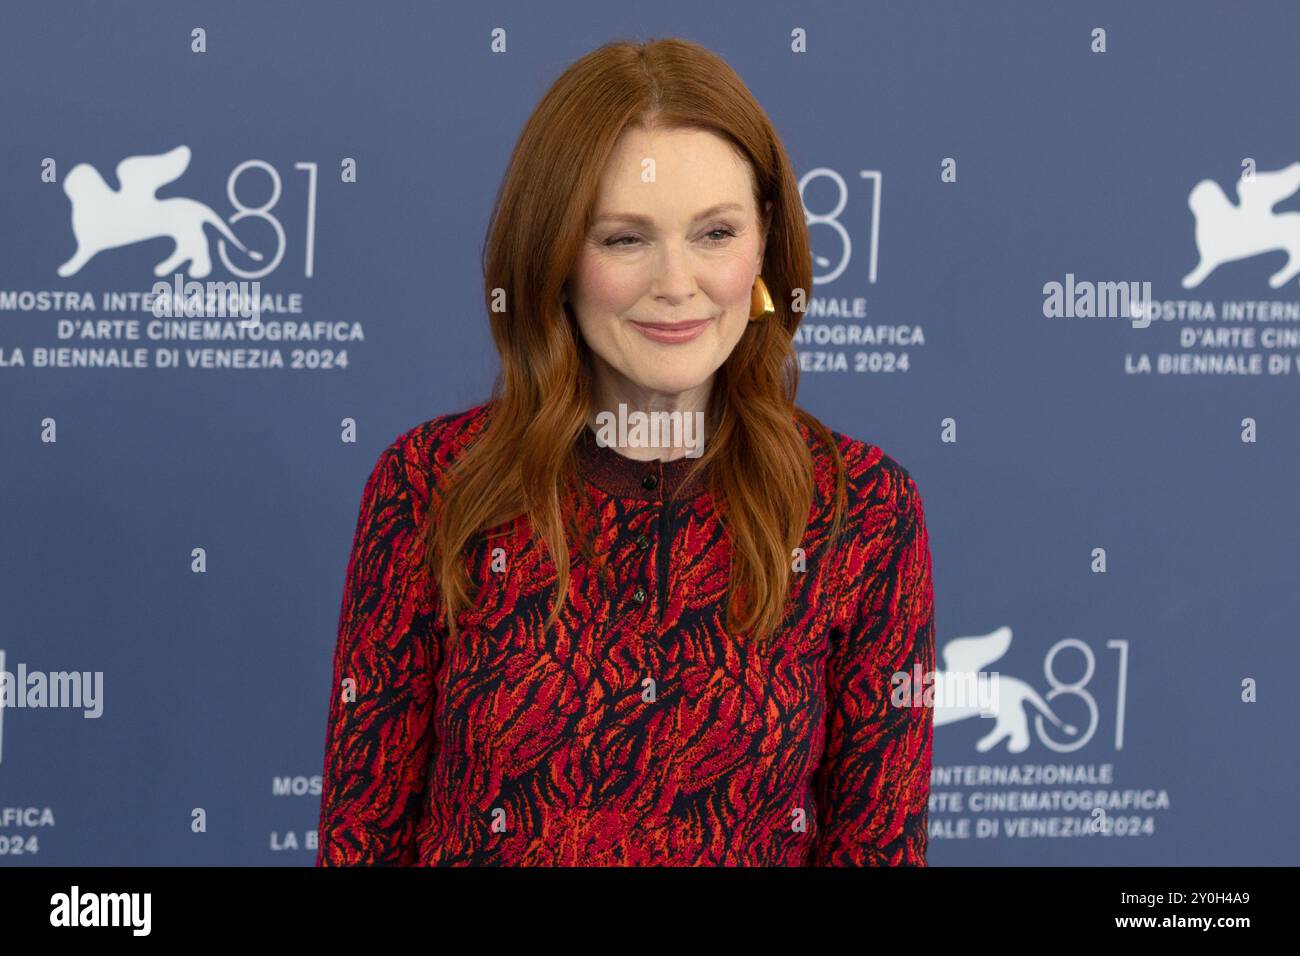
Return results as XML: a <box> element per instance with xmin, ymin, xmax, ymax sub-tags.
<box><xmin>0</xmin><ymin>1</ymin><xmax>1296</xmax><ymax>866</ymax></box>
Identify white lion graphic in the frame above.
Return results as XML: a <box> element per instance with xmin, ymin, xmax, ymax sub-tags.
<box><xmin>1182</xmin><ymin>161</ymin><xmax>1300</xmax><ymax>289</ymax></box>
<box><xmin>57</xmin><ymin>145</ymin><xmax>262</xmax><ymax>279</ymax></box>
<box><xmin>934</xmin><ymin>626</ymin><xmax>1078</xmax><ymax>753</ymax></box>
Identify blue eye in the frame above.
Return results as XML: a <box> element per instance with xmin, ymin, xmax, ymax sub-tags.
<box><xmin>605</xmin><ymin>227</ymin><xmax>737</xmax><ymax>248</ymax></box>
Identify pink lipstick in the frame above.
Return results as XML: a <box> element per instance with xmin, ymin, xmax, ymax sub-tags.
<box><xmin>629</xmin><ymin>317</ymin><xmax>713</xmax><ymax>344</ymax></box>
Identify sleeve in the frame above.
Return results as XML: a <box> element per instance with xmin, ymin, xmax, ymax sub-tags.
<box><xmin>315</xmin><ymin>441</ymin><xmax>441</xmax><ymax>866</ymax></box>
<box><xmin>809</xmin><ymin>475</ymin><xmax>935</xmax><ymax>865</ymax></box>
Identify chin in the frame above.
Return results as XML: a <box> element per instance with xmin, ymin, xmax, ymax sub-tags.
<box><xmin>623</xmin><ymin>365</ymin><xmax>714</xmax><ymax>394</ymax></box>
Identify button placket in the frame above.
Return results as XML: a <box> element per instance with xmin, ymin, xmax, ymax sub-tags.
<box><xmin>574</xmin><ymin>427</ymin><xmax>701</xmax><ymax>676</ymax></box>
<box><xmin>615</xmin><ymin>509</ymin><xmax>654</xmax><ymax>628</ymax></box>
<box><xmin>636</xmin><ymin>476</ymin><xmax>668</xmax><ymax>725</ymax></box>
<box><xmin>617</xmin><ymin>510</ymin><xmax>659</xmax><ymax>675</ymax></box>
<box><xmin>636</xmin><ymin>465</ymin><xmax>662</xmax><ymax>625</ymax></box>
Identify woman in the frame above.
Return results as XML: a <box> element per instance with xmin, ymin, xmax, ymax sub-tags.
<box><xmin>316</xmin><ymin>37</ymin><xmax>935</xmax><ymax>866</ymax></box>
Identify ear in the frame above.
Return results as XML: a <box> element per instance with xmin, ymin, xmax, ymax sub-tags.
<box><xmin>758</xmin><ymin>199</ymin><xmax>773</xmax><ymax>269</ymax></box>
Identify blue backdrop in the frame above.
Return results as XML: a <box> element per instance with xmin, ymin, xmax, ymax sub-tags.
<box><xmin>1</xmin><ymin>0</ymin><xmax>1296</xmax><ymax>865</ymax></box>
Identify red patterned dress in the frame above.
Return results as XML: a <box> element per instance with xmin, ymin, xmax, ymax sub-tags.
<box><xmin>316</xmin><ymin>401</ymin><xmax>935</xmax><ymax>865</ymax></box>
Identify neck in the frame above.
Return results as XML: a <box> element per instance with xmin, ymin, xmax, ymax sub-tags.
<box><xmin>584</xmin><ymin>363</ymin><xmax>714</xmax><ymax>461</ymax></box>
<box><xmin>585</xmin><ymin>402</ymin><xmax>709</xmax><ymax>462</ymax></box>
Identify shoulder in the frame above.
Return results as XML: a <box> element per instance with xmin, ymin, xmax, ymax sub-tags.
<box><xmin>366</xmin><ymin>400</ymin><xmax>494</xmax><ymax>510</ymax></box>
<box><xmin>794</xmin><ymin>413</ymin><xmax>932</xmax><ymax>626</ymax></box>
<box><xmin>794</xmin><ymin>409</ymin><xmax>925</xmax><ymax>528</ymax></box>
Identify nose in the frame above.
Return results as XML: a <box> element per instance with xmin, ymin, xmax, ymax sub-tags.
<box><xmin>649</xmin><ymin>238</ymin><xmax>698</xmax><ymax>305</ymax></box>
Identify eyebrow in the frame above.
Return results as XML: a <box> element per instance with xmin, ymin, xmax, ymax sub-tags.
<box><xmin>590</xmin><ymin>202</ymin><xmax>746</xmax><ymax>228</ymax></box>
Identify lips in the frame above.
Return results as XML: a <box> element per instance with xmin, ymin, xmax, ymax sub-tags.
<box><xmin>629</xmin><ymin>316</ymin><xmax>714</xmax><ymax>345</ymax></box>
<box><xmin>629</xmin><ymin>318</ymin><xmax>713</xmax><ymax>330</ymax></box>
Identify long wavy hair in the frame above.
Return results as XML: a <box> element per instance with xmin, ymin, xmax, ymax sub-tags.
<box><xmin>424</xmin><ymin>37</ymin><xmax>847</xmax><ymax>647</ymax></box>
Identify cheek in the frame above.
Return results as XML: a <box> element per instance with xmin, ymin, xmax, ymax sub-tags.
<box><xmin>707</xmin><ymin>248</ymin><xmax>762</xmax><ymax>306</ymax></box>
<box><xmin>572</xmin><ymin>255</ymin><xmax>644</xmax><ymax>315</ymax></box>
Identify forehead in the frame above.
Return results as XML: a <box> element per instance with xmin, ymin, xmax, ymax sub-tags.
<box><xmin>593</xmin><ymin>125</ymin><xmax>756</xmax><ymax>214</ymax></box>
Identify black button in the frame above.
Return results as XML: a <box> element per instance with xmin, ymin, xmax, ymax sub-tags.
<box><xmin>631</xmin><ymin>585</ymin><xmax>647</xmax><ymax>603</ymax></box>
<box><xmin>635</xmin><ymin>533</ymin><xmax>650</xmax><ymax>550</ymax></box>
<box><xmin>641</xmin><ymin>473</ymin><xmax>659</xmax><ymax>490</ymax></box>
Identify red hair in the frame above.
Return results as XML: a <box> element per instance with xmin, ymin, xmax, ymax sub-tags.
<box><xmin>425</xmin><ymin>37</ymin><xmax>847</xmax><ymax>646</ymax></box>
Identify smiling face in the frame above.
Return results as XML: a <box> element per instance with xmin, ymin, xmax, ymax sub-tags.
<box><xmin>565</xmin><ymin>124</ymin><xmax>771</xmax><ymax>431</ymax></box>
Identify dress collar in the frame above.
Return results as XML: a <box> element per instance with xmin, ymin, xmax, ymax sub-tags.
<box><xmin>574</xmin><ymin>424</ymin><xmax>710</xmax><ymax>501</ymax></box>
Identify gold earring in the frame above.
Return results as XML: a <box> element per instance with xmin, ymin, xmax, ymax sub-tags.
<box><xmin>749</xmin><ymin>275</ymin><xmax>775</xmax><ymax>321</ymax></box>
